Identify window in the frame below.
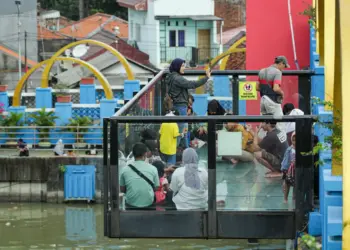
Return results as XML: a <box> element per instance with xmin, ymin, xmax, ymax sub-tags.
<box><xmin>184</xmin><ymin>21</ymin><xmax>187</xmax><ymax>26</ymax></box>
<box><xmin>176</xmin><ymin>21</ymin><xmax>179</xmax><ymax>26</ymax></box>
<box><xmin>168</xmin><ymin>21</ymin><xmax>171</xmax><ymax>26</ymax></box>
<box><xmin>178</xmin><ymin>30</ymin><xmax>185</xmax><ymax>47</ymax></box>
<box><xmin>169</xmin><ymin>30</ymin><xmax>176</xmax><ymax>47</ymax></box>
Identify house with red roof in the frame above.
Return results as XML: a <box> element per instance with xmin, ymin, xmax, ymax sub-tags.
<box><xmin>59</xmin><ymin>13</ymin><xmax>128</xmax><ymax>39</ymax></box>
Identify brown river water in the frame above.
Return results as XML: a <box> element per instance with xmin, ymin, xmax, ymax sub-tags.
<box><xmin>0</xmin><ymin>203</ymin><xmax>291</xmax><ymax>250</ymax></box>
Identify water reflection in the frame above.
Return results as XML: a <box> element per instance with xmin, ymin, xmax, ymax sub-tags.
<box><xmin>0</xmin><ymin>203</ymin><xmax>289</xmax><ymax>249</ymax></box>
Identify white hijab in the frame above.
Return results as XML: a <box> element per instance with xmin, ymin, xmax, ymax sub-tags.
<box><xmin>286</xmin><ymin>108</ymin><xmax>304</xmax><ymax>134</ymax></box>
<box><xmin>54</xmin><ymin>139</ymin><xmax>64</xmax><ymax>156</ymax></box>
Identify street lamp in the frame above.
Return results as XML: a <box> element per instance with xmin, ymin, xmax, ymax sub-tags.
<box><xmin>15</xmin><ymin>0</ymin><xmax>22</xmax><ymax>80</ymax></box>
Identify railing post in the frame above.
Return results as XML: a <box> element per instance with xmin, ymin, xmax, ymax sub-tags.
<box><xmin>103</xmin><ymin>118</ymin><xmax>110</xmax><ymax>237</ymax></box>
<box><xmin>295</xmin><ymin>118</ymin><xmax>313</xmax><ymax>232</ymax></box>
<box><xmin>298</xmin><ymin>75</ymin><xmax>311</xmax><ymax>115</ymax></box>
<box><xmin>207</xmin><ymin>119</ymin><xmax>217</xmax><ymax>238</ymax></box>
<box><xmin>231</xmin><ymin>75</ymin><xmax>239</xmax><ymax>115</ymax></box>
<box><xmin>109</xmin><ymin>119</ymin><xmax>120</xmax><ymax>237</ymax></box>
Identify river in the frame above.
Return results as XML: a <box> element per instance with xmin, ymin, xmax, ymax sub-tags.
<box><xmin>0</xmin><ymin>203</ymin><xmax>291</xmax><ymax>249</ymax></box>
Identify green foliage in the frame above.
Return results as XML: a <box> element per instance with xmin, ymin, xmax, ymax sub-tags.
<box><xmin>66</xmin><ymin>116</ymin><xmax>93</xmax><ymax>143</ymax></box>
<box><xmin>300</xmin><ymin>2</ymin><xmax>317</xmax><ymax>29</ymax></box>
<box><xmin>58</xmin><ymin>164</ymin><xmax>66</xmax><ymax>173</ymax></box>
<box><xmin>300</xmin><ymin>234</ymin><xmax>322</xmax><ymax>249</ymax></box>
<box><xmin>312</xmin><ymin>97</ymin><xmax>342</xmax><ymax>166</ymax></box>
<box><xmin>1</xmin><ymin>112</ymin><xmax>24</xmax><ymax>139</ymax></box>
<box><xmin>38</xmin><ymin>0</ymin><xmax>128</xmax><ymax>21</ymax></box>
<box><xmin>29</xmin><ymin>108</ymin><xmax>59</xmax><ymax>141</ymax></box>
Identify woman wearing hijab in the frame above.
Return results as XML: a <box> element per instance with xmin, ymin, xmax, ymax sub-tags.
<box><xmin>53</xmin><ymin>139</ymin><xmax>65</xmax><ymax>156</ymax></box>
<box><xmin>170</xmin><ymin>148</ymin><xmax>208</xmax><ymax>210</ymax></box>
<box><xmin>165</xmin><ymin>58</ymin><xmax>211</xmax><ymax>147</ymax></box>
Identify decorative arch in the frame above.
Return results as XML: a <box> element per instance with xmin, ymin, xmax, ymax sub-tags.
<box><xmin>195</xmin><ymin>36</ymin><xmax>246</xmax><ymax>94</ymax></box>
<box><xmin>40</xmin><ymin>39</ymin><xmax>135</xmax><ymax>89</ymax></box>
<box><xmin>13</xmin><ymin>57</ymin><xmax>113</xmax><ymax>107</ymax></box>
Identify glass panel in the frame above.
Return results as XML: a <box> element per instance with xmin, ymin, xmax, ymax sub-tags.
<box><xmin>117</xmin><ymin>122</ymin><xmax>208</xmax><ymax>211</ymax></box>
<box><xmin>215</xmin><ymin>120</ymin><xmax>295</xmax><ymax>211</ymax></box>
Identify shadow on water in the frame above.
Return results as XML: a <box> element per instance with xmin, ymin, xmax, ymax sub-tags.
<box><xmin>0</xmin><ymin>203</ymin><xmax>291</xmax><ymax>249</ymax></box>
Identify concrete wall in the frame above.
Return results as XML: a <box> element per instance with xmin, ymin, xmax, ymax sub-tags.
<box><xmin>154</xmin><ymin>0</ymin><xmax>214</xmax><ymax>16</ymax></box>
<box><xmin>0</xmin><ymin>157</ymin><xmax>104</xmax><ymax>203</ymax></box>
<box><xmin>129</xmin><ymin>6</ymin><xmax>160</xmax><ymax>67</ymax></box>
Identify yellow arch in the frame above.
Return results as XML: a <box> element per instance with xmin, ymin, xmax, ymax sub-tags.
<box><xmin>196</xmin><ymin>36</ymin><xmax>246</xmax><ymax>94</ymax></box>
<box><xmin>41</xmin><ymin>39</ymin><xmax>135</xmax><ymax>89</ymax></box>
<box><xmin>13</xmin><ymin>57</ymin><xmax>113</xmax><ymax>107</ymax></box>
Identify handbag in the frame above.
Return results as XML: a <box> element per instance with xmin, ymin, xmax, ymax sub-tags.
<box><xmin>128</xmin><ymin>164</ymin><xmax>156</xmax><ymax>203</ymax></box>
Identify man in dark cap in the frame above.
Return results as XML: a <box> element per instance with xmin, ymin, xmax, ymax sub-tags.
<box><xmin>257</xmin><ymin>56</ymin><xmax>290</xmax><ymax>133</ymax></box>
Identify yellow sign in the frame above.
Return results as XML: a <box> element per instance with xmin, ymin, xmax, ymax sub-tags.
<box><xmin>239</xmin><ymin>81</ymin><xmax>257</xmax><ymax>100</ymax></box>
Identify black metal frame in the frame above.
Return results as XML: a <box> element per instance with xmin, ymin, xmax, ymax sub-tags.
<box><xmin>114</xmin><ymin>70</ymin><xmax>314</xmax><ymax>117</ymax></box>
<box><xmin>103</xmin><ymin>115</ymin><xmax>316</xmax><ymax>239</ymax></box>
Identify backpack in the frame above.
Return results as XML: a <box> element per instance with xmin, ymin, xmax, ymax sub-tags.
<box><xmin>163</xmin><ymin>77</ymin><xmax>181</xmax><ymax>112</ymax></box>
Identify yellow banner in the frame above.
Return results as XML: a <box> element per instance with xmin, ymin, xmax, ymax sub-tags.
<box><xmin>239</xmin><ymin>81</ymin><xmax>257</xmax><ymax>100</ymax></box>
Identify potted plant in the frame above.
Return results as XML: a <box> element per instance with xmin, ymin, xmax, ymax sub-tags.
<box><xmin>53</xmin><ymin>83</ymin><xmax>72</xmax><ymax>103</ymax></box>
<box><xmin>28</xmin><ymin>108</ymin><xmax>58</xmax><ymax>148</ymax></box>
<box><xmin>1</xmin><ymin>112</ymin><xmax>24</xmax><ymax>145</ymax></box>
<box><xmin>66</xmin><ymin>116</ymin><xmax>93</xmax><ymax>148</ymax></box>
<box><xmin>80</xmin><ymin>77</ymin><xmax>95</xmax><ymax>85</ymax></box>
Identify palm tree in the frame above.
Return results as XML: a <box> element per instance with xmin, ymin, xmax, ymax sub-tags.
<box><xmin>29</xmin><ymin>108</ymin><xmax>58</xmax><ymax>144</ymax></box>
<box><xmin>1</xmin><ymin>112</ymin><xmax>24</xmax><ymax>143</ymax></box>
<box><xmin>66</xmin><ymin>116</ymin><xmax>93</xmax><ymax>145</ymax></box>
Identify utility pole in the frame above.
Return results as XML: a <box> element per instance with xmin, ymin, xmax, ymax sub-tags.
<box><xmin>24</xmin><ymin>31</ymin><xmax>27</xmax><ymax>92</ymax></box>
<box><xmin>79</xmin><ymin>0</ymin><xmax>84</xmax><ymax>20</ymax></box>
<box><xmin>15</xmin><ymin>0</ymin><xmax>22</xmax><ymax>80</ymax></box>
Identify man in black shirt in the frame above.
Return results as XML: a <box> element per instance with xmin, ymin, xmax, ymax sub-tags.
<box><xmin>252</xmin><ymin>119</ymin><xmax>288</xmax><ymax>178</ymax></box>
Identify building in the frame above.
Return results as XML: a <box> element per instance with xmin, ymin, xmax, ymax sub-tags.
<box><xmin>0</xmin><ymin>0</ymin><xmax>38</xmax><ymax>71</ymax></box>
<box><xmin>37</xmin><ymin>24</ymin><xmax>73</xmax><ymax>61</ymax></box>
<box><xmin>117</xmin><ymin>0</ymin><xmax>223</xmax><ymax>67</ymax></box>
<box><xmin>59</xmin><ymin>13</ymin><xmax>129</xmax><ymax>39</ymax></box>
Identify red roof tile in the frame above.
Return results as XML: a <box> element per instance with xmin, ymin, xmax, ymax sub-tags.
<box><xmin>59</xmin><ymin>13</ymin><xmax>128</xmax><ymax>39</ymax></box>
<box><xmin>37</xmin><ymin>25</ymin><xmax>67</xmax><ymax>40</ymax></box>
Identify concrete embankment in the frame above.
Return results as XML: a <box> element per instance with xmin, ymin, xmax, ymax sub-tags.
<box><xmin>0</xmin><ymin>157</ymin><xmax>104</xmax><ymax>203</ymax></box>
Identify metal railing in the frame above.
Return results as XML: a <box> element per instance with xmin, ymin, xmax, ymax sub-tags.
<box><xmin>114</xmin><ymin>69</ymin><xmax>315</xmax><ymax>117</ymax></box>
<box><xmin>103</xmin><ymin>115</ymin><xmax>317</xmax><ymax>239</ymax></box>
<box><xmin>0</xmin><ymin>126</ymin><xmax>104</xmax><ymax>151</ymax></box>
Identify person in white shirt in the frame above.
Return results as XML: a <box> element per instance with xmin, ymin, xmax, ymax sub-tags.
<box><xmin>170</xmin><ymin>148</ymin><xmax>208</xmax><ymax>210</ymax></box>
<box><xmin>283</xmin><ymin>103</ymin><xmax>304</xmax><ymax>145</ymax></box>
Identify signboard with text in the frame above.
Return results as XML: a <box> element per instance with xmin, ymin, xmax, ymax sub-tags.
<box><xmin>239</xmin><ymin>81</ymin><xmax>257</xmax><ymax>100</ymax></box>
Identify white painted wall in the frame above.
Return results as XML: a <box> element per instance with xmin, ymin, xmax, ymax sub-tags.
<box><xmin>129</xmin><ymin>0</ymin><xmax>160</xmax><ymax>66</ymax></box>
<box><xmin>153</xmin><ymin>0</ymin><xmax>214</xmax><ymax>16</ymax></box>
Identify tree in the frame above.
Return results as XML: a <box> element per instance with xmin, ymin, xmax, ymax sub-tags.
<box><xmin>38</xmin><ymin>0</ymin><xmax>128</xmax><ymax>21</ymax></box>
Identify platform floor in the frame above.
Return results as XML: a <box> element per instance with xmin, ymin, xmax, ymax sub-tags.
<box><xmin>196</xmin><ymin>145</ymin><xmax>294</xmax><ymax>211</ymax></box>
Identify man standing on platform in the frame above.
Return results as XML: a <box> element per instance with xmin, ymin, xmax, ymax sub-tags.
<box><xmin>257</xmin><ymin>56</ymin><xmax>290</xmax><ymax>132</ymax></box>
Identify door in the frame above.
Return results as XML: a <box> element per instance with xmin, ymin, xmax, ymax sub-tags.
<box><xmin>197</xmin><ymin>29</ymin><xmax>211</xmax><ymax>63</ymax></box>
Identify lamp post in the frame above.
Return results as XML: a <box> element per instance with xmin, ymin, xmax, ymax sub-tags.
<box><xmin>15</xmin><ymin>0</ymin><xmax>22</xmax><ymax>80</ymax></box>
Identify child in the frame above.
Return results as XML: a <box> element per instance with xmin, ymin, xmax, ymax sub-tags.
<box><xmin>152</xmin><ymin>161</ymin><xmax>169</xmax><ymax>205</ymax></box>
<box><xmin>281</xmin><ymin>132</ymin><xmax>296</xmax><ymax>203</ymax></box>
<box><xmin>159</xmin><ymin>110</ymin><xmax>184</xmax><ymax>165</ymax></box>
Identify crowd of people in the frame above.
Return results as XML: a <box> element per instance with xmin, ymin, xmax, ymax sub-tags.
<box><xmin>118</xmin><ymin>56</ymin><xmax>319</xmax><ymax>210</ymax></box>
